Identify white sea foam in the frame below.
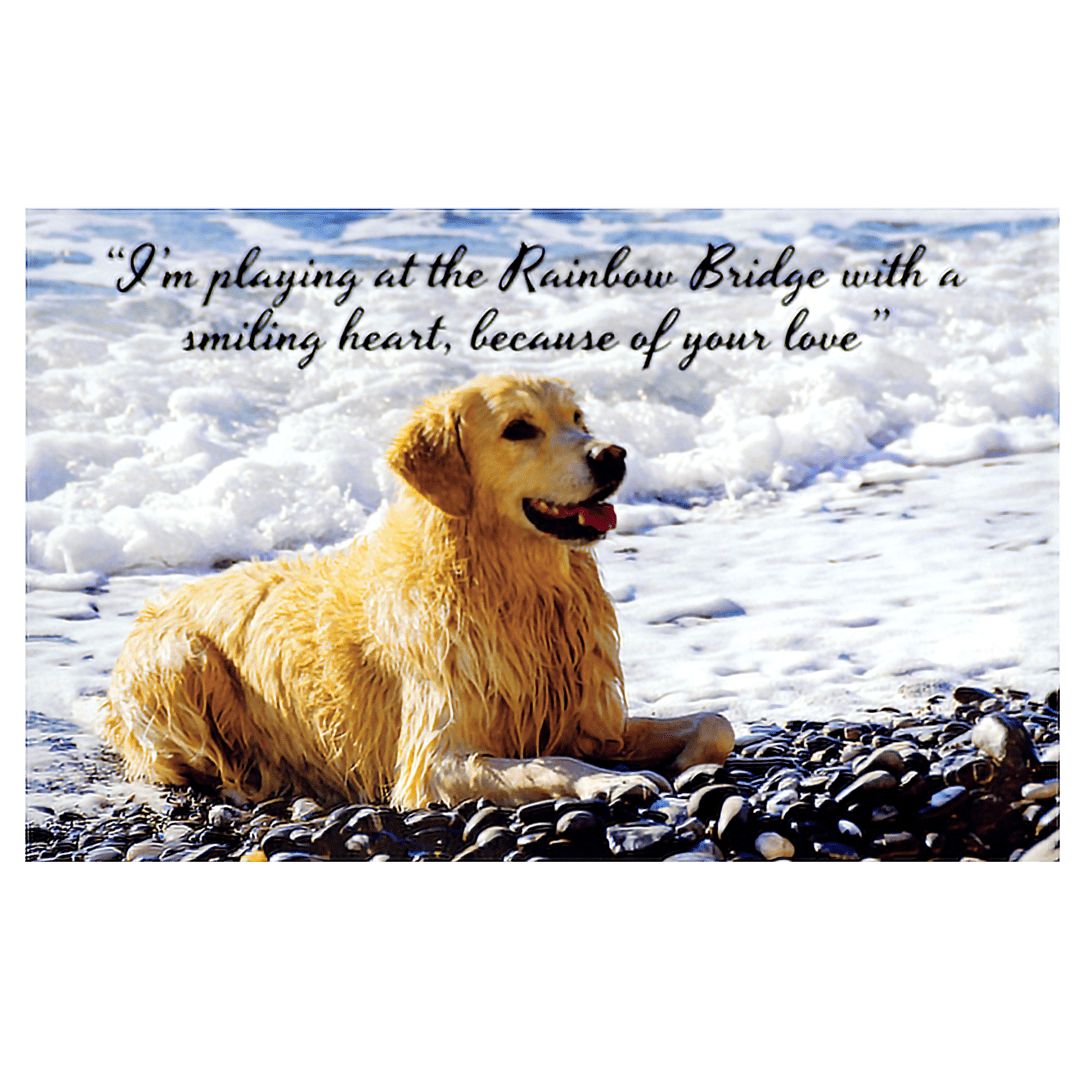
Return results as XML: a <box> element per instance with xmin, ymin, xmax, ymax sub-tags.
<box><xmin>24</xmin><ymin>209</ymin><xmax>1059</xmax><ymax>812</ymax></box>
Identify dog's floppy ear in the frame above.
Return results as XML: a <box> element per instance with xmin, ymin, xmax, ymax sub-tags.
<box><xmin>387</xmin><ymin>395</ymin><xmax>472</xmax><ymax>517</ymax></box>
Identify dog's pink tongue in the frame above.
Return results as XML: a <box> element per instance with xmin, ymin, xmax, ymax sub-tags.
<box><xmin>580</xmin><ymin>503</ymin><xmax>616</xmax><ymax>532</ymax></box>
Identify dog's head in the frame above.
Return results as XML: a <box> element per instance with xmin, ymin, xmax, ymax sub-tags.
<box><xmin>387</xmin><ymin>374</ymin><xmax>625</xmax><ymax>545</ymax></box>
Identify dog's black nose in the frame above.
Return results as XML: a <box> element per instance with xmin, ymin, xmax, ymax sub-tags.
<box><xmin>587</xmin><ymin>443</ymin><xmax>626</xmax><ymax>486</ymax></box>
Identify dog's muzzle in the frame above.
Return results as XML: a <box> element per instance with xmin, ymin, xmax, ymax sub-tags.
<box><xmin>521</xmin><ymin>441</ymin><xmax>626</xmax><ymax>542</ymax></box>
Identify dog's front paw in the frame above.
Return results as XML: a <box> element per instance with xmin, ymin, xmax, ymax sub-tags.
<box><xmin>672</xmin><ymin>713</ymin><xmax>735</xmax><ymax>773</ymax></box>
<box><xmin>575</xmin><ymin>769</ymin><xmax>672</xmax><ymax>805</ymax></box>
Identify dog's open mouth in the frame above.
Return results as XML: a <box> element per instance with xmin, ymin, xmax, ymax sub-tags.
<box><xmin>523</xmin><ymin>495</ymin><xmax>617</xmax><ymax>540</ymax></box>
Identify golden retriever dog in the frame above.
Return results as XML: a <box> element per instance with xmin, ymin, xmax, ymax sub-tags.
<box><xmin>100</xmin><ymin>373</ymin><xmax>734</xmax><ymax>809</ymax></box>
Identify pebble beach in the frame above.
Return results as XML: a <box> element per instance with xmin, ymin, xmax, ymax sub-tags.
<box><xmin>25</xmin><ymin>685</ymin><xmax>1058</xmax><ymax>863</ymax></box>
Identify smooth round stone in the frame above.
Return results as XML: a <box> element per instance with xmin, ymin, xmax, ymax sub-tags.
<box><xmin>556</xmin><ymin>810</ymin><xmax>605</xmax><ymax>837</ymax></box>
<box><xmin>208</xmin><ymin>804</ymin><xmax>245</xmax><ymax>829</ymax></box>
<box><xmin>606</xmin><ymin>823</ymin><xmax>674</xmax><ymax>856</ymax></box>
<box><xmin>689</xmin><ymin>838</ymin><xmax>723</xmax><ymax>859</ymax></box>
<box><xmin>870</xmin><ymin>832</ymin><xmax>921</xmax><ymax>858</ymax></box>
<box><xmin>954</xmin><ymin>687</ymin><xmax>995</xmax><ymax>704</ymax></box>
<box><xmin>688</xmin><ymin>784</ymin><xmax>739</xmax><ymax>823</ymax></box>
<box><xmin>517</xmin><ymin>799</ymin><xmax>558</xmax><ymax>826</ymax></box>
<box><xmin>474</xmin><ymin>826</ymin><xmax>517</xmax><ymax>858</ymax></box>
<box><xmin>673</xmin><ymin>763</ymin><xmax>728</xmax><ymax>794</ymax></box>
<box><xmin>516</xmin><ymin>830</ymin><xmax>553</xmax><ymax>854</ymax></box>
<box><xmin>943</xmin><ymin>753</ymin><xmax>995</xmax><ymax>788</ymax></box>
<box><xmin>344</xmin><ymin>832</ymin><xmax>379</xmax><ymax>857</ymax></box>
<box><xmin>1021</xmin><ymin>779</ymin><xmax>1059</xmax><ymax>801</ymax></box>
<box><xmin>919</xmin><ymin>785</ymin><xmax>969</xmax><ymax>819</ymax></box>
<box><xmin>646</xmin><ymin>797</ymin><xmax>690</xmax><ymax>827</ymax></box>
<box><xmin>290</xmin><ymin>798</ymin><xmax>323</xmax><ymax>821</ymax></box>
<box><xmin>553</xmin><ymin>797</ymin><xmax>608</xmax><ymax>819</ymax></box>
<box><xmin>836</xmin><ymin>770</ymin><xmax>898</xmax><ymax>805</ymax></box>
<box><xmin>765</xmin><ymin>789</ymin><xmax>799</xmax><ymax>816</ymax></box>
<box><xmin>324</xmin><ymin>805</ymin><xmax>363</xmax><ymax>830</ymax></box>
<box><xmin>1036</xmin><ymin>806</ymin><xmax>1060</xmax><ymax>836</ymax></box>
<box><xmin>1039</xmin><ymin>743</ymin><xmax>1060</xmax><ymax>764</ymax></box>
<box><xmin>125</xmin><ymin>840</ymin><xmax>165</xmax><ymax>861</ymax></box>
<box><xmin>780</xmin><ymin>798</ymin><xmax>816</xmax><ymax>822</ymax></box>
<box><xmin>837</xmin><ymin>819</ymin><xmax>862</xmax><ymax>839</ymax></box>
<box><xmin>260</xmin><ymin>823</ymin><xmax>303</xmax><ymax>855</ymax></box>
<box><xmin>715</xmin><ymin>795</ymin><xmax>748</xmax><ymax>840</ymax></box>
<box><xmin>162</xmin><ymin>823</ymin><xmax>194</xmax><ymax>843</ymax></box>
<box><xmin>404</xmin><ymin>809</ymin><xmax>448</xmax><ymax>831</ymax></box>
<box><xmin>853</xmin><ymin>748</ymin><xmax>905</xmax><ymax>777</ymax></box>
<box><xmin>269</xmin><ymin>851</ymin><xmax>322</xmax><ymax>861</ymax></box>
<box><xmin>754</xmin><ymin>832</ymin><xmax>795</xmax><ymax>860</ymax></box>
<box><xmin>1018</xmin><ymin>830</ymin><xmax>1059</xmax><ymax>862</ymax></box>
<box><xmin>813</xmin><ymin>841</ymin><xmax>859</xmax><ymax>860</ymax></box>
<box><xmin>869</xmin><ymin>804</ymin><xmax>900</xmax><ymax>826</ymax></box>
<box><xmin>753</xmin><ymin>740</ymin><xmax>791</xmax><ymax>758</ymax></box>
<box><xmin>971</xmin><ymin>714</ymin><xmax>1038</xmax><ymax>770</ymax></box>
<box><xmin>83</xmin><ymin>844</ymin><xmax>125</xmax><ymax>862</ymax></box>
<box><xmin>463</xmin><ymin>806</ymin><xmax>509</xmax><ymax>845</ymax></box>
<box><xmin>924</xmin><ymin>832</ymin><xmax>946</xmax><ymax>856</ymax></box>
<box><xmin>518</xmin><ymin>820</ymin><xmax>551</xmax><ymax>837</ymax></box>
<box><xmin>898</xmin><ymin>749</ymin><xmax>931</xmax><ymax>775</ymax></box>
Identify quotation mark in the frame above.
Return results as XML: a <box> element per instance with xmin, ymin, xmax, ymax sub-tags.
<box><xmin>873</xmin><ymin>308</ymin><xmax>891</xmax><ymax>320</ymax></box>
<box><xmin>108</xmin><ymin>246</ymin><xmax>169</xmax><ymax>258</ymax></box>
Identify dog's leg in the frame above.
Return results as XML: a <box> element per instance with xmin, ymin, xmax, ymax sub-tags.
<box><xmin>416</xmin><ymin>753</ymin><xmax>672</xmax><ymax>808</ymax></box>
<box><xmin>102</xmin><ymin>621</ymin><xmax>275</xmax><ymax>798</ymax></box>
<box><xmin>611</xmin><ymin>712</ymin><xmax>735</xmax><ymax>773</ymax></box>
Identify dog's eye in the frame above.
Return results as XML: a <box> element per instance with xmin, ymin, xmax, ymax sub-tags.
<box><xmin>574</xmin><ymin>411</ymin><xmax>583</xmax><ymax>425</ymax></box>
<box><xmin>502</xmin><ymin>419</ymin><xmax>541</xmax><ymax>441</ymax></box>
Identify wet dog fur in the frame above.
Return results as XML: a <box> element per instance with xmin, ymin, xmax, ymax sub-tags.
<box><xmin>100</xmin><ymin>373</ymin><xmax>734</xmax><ymax>809</ymax></box>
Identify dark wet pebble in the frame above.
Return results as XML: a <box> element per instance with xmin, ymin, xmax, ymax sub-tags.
<box><xmin>918</xmin><ymin>785</ymin><xmax>969</xmax><ymax>821</ymax></box>
<box><xmin>83</xmin><ymin>844</ymin><xmax>125</xmax><ymax>862</ymax></box>
<box><xmin>516</xmin><ymin>799</ymin><xmax>558</xmax><ymax>826</ymax></box>
<box><xmin>463</xmin><ymin>806</ymin><xmax>510</xmax><ymax>846</ymax></box>
<box><xmin>813</xmin><ymin>841</ymin><xmax>859</xmax><ymax>860</ymax></box>
<box><xmin>870</xmin><ymin>832</ymin><xmax>922</xmax><ymax>859</ymax></box>
<box><xmin>853</xmin><ymin>748</ymin><xmax>905</xmax><ymax>777</ymax></box>
<box><xmin>836</xmin><ymin>770</ymin><xmax>898</xmax><ymax>807</ymax></box>
<box><xmin>453</xmin><ymin>827</ymin><xmax>516</xmax><ymax>861</ymax></box>
<box><xmin>556</xmin><ymin>810</ymin><xmax>605</xmax><ymax>838</ymax></box>
<box><xmin>687</xmin><ymin>783</ymin><xmax>741</xmax><ymax>823</ymax></box>
<box><xmin>673</xmin><ymin>763</ymin><xmax>730</xmax><ymax>794</ymax></box>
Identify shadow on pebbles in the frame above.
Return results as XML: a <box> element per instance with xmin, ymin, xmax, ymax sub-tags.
<box><xmin>26</xmin><ymin>687</ymin><xmax>1059</xmax><ymax>863</ymax></box>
